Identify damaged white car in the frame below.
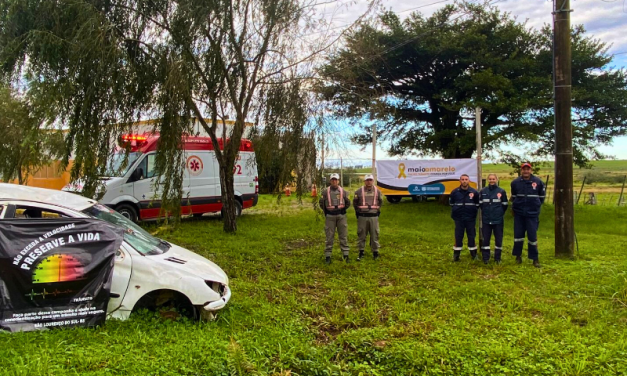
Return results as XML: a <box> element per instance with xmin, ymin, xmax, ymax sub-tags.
<box><xmin>0</xmin><ymin>183</ymin><xmax>230</xmax><ymax>320</ymax></box>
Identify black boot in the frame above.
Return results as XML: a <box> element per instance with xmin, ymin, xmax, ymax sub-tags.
<box><xmin>470</xmin><ymin>250</ymin><xmax>478</xmax><ymax>260</ymax></box>
<box><xmin>343</xmin><ymin>255</ymin><xmax>349</xmax><ymax>263</ymax></box>
<box><xmin>453</xmin><ymin>251</ymin><xmax>461</xmax><ymax>262</ymax></box>
<box><xmin>533</xmin><ymin>259</ymin><xmax>541</xmax><ymax>268</ymax></box>
<box><xmin>325</xmin><ymin>256</ymin><xmax>331</xmax><ymax>265</ymax></box>
<box><xmin>494</xmin><ymin>249</ymin><xmax>502</xmax><ymax>264</ymax></box>
<box><xmin>373</xmin><ymin>252</ymin><xmax>379</xmax><ymax>260</ymax></box>
<box><xmin>357</xmin><ymin>250</ymin><xmax>365</xmax><ymax>261</ymax></box>
<box><xmin>481</xmin><ymin>250</ymin><xmax>490</xmax><ymax>264</ymax></box>
<box><xmin>516</xmin><ymin>256</ymin><xmax>522</xmax><ymax>264</ymax></box>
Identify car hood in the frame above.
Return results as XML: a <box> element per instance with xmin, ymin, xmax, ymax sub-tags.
<box><xmin>149</xmin><ymin>243</ymin><xmax>229</xmax><ymax>285</ymax></box>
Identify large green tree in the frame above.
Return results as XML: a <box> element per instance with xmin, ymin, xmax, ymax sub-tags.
<box><xmin>0</xmin><ymin>0</ymin><xmax>325</xmax><ymax>232</ymax></box>
<box><xmin>317</xmin><ymin>2</ymin><xmax>627</xmax><ymax>164</ymax></box>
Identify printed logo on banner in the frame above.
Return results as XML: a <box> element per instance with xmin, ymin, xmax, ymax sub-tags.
<box><xmin>398</xmin><ymin>163</ymin><xmax>407</xmax><ymax>178</ymax></box>
<box><xmin>408</xmin><ymin>184</ymin><xmax>445</xmax><ymax>195</ymax></box>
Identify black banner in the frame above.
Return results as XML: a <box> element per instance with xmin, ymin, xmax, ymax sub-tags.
<box><xmin>0</xmin><ymin>218</ymin><xmax>124</xmax><ymax>332</ymax></box>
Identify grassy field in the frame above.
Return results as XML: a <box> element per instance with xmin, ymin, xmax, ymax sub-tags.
<box><xmin>2</xmin><ymin>195</ymin><xmax>627</xmax><ymax>375</ymax></box>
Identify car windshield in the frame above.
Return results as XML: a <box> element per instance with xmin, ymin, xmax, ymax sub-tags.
<box><xmin>106</xmin><ymin>152</ymin><xmax>141</xmax><ymax>177</ymax></box>
<box><xmin>82</xmin><ymin>204</ymin><xmax>170</xmax><ymax>255</ymax></box>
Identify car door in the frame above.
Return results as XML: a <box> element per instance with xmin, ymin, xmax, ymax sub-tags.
<box><xmin>0</xmin><ymin>201</ymin><xmax>133</xmax><ymax>316</ymax></box>
<box><xmin>107</xmin><ymin>243</ymin><xmax>133</xmax><ymax>316</ymax></box>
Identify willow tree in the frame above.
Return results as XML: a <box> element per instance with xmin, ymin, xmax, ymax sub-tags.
<box><xmin>0</xmin><ymin>85</ymin><xmax>64</xmax><ymax>185</ymax></box>
<box><xmin>252</xmin><ymin>80</ymin><xmax>317</xmax><ymax>196</ymax></box>
<box><xmin>0</xmin><ymin>0</ymin><xmax>333</xmax><ymax>232</ymax></box>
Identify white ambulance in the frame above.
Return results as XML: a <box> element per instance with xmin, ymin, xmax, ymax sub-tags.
<box><xmin>66</xmin><ymin>134</ymin><xmax>259</xmax><ymax>222</ymax></box>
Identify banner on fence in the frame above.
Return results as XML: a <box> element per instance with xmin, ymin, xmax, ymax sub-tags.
<box><xmin>376</xmin><ymin>159</ymin><xmax>478</xmax><ymax>195</ymax></box>
<box><xmin>0</xmin><ymin>218</ymin><xmax>124</xmax><ymax>332</ymax></box>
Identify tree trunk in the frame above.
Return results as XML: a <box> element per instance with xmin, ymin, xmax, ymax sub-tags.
<box><xmin>17</xmin><ymin>160</ymin><xmax>24</xmax><ymax>185</ymax></box>
<box><xmin>219</xmin><ymin>160</ymin><xmax>237</xmax><ymax>233</ymax></box>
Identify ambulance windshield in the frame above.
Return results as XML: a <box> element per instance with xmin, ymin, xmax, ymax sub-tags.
<box><xmin>106</xmin><ymin>152</ymin><xmax>141</xmax><ymax>177</ymax></box>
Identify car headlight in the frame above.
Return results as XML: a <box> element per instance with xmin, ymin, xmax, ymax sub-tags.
<box><xmin>205</xmin><ymin>281</ymin><xmax>226</xmax><ymax>296</ymax></box>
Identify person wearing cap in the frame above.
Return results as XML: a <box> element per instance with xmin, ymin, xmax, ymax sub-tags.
<box><xmin>449</xmin><ymin>174</ymin><xmax>480</xmax><ymax>261</ymax></box>
<box><xmin>511</xmin><ymin>162</ymin><xmax>546</xmax><ymax>267</ymax></box>
<box><xmin>319</xmin><ymin>173</ymin><xmax>351</xmax><ymax>264</ymax></box>
<box><xmin>479</xmin><ymin>174</ymin><xmax>508</xmax><ymax>264</ymax></box>
<box><xmin>353</xmin><ymin>174</ymin><xmax>384</xmax><ymax>261</ymax></box>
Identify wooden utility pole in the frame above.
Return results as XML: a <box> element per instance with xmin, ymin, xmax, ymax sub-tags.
<box><xmin>372</xmin><ymin>123</ymin><xmax>377</xmax><ymax>184</ymax></box>
<box><xmin>476</xmin><ymin>107</ymin><xmax>483</xmax><ymax>240</ymax></box>
<box><xmin>321</xmin><ymin>133</ymin><xmax>325</xmax><ymax>179</ymax></box>
<box><xmin>553</xmin><ymin>0</ymin><xmax>575</xmax><ymax>257</ymax></box>
<box><xmin>340</xmin><ymin>157</ymin><xmax>343</xmax><ymax>187</ymax></box>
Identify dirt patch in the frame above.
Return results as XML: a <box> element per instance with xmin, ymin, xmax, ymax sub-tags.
<box><xmin>374</xmin><ymin>340</ymin><xmax>388</xmax><ymax>349</ymax></box>
<box><xmin>284</xmin><ymin>238</ymin><xmax>316</xmax><ymax>251</ymax></box>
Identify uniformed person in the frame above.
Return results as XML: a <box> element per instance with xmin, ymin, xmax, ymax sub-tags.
<box><xmin>353</xmin><ymin>174</ymin><xmax>384</xmax><ymax>261</ymax></box>
<box><xmin>511</xmin><ymin>162</ymin><xmax>545</xmax><ymax>267</ymax></box>
<box><xmin>449</xmin><ymin>174</ymin><xmax>480</xmax><ymax>261</ymax></box>
<box><xmin>480</xmin><ymin>174</ymin><xmax>508</xmax><ymax>264</ymax></box>
<box><xmin>319</xmin><ymin>173</ymin><xmax>351</xmax><ymax>264</ymax></box>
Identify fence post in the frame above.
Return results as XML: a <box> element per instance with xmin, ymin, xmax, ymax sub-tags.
<box><xmin>576</xmin><ymin>177</ymin><xmax>586</xmax><ymax>205</ymax></box>
<box><xmin>619</xmin><ymin>175</ymin><xmax>626</xmax><ymax>207</ymax></box>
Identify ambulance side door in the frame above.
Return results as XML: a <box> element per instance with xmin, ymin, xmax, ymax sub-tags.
<box><xmin>129</xmin><ymin>153</ymin><xmax>159</xmax><ymax>217</ymax></box>
<box><xmin>184</xmin><ymin>151</ymin><xmax>216</xmax><ymax>213</ymax></box>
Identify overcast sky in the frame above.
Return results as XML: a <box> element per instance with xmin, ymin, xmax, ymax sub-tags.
<box><xmin>314</xmin><ymin>0</ymin><xmax>627</xmax><ymax>163</ymax></box>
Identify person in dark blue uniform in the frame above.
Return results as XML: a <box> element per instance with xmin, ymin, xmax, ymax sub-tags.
<box><xmin>480</xmin><ymin>174</ymin><xmax>508</xmax><ymax>264</ymax></box>
<box><xmin>511</xmin><ymin>162</ymin><xmax>546</xmax><ymax>267</ymax></box>
<box><xmin>449</xmin><ymin>174</ymin><xmax>480</xmax><ymax>261</ymax></box>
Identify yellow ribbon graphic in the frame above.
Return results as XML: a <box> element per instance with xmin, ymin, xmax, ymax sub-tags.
<box><xmin>398</xmin><ymin>163</ymin><xmax>407</xmax><ymax>178</ymax></box>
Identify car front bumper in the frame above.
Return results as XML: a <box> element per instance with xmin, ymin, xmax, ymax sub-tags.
<box><xmin>203</xmin><ymin>285</ymin><xmax>231</xmax><ymax>311</ymax></box>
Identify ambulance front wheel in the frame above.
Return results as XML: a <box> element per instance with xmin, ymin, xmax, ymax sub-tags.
<box><xmin>117</xmin><ymin>203</ymin><xmax>139</xmax><ymax>223</ymax></box>
<box><xmin>221</xmin><ymin>200</ymin><xmax>242</xmax><ymax>219</ymax></box>
<box><xmin>386</xmin><ymin>196</ymin><xmax>402</xmax><ymax>204</ymax></box>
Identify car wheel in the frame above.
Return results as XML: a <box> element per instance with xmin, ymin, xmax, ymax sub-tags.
<box><xmin>386</xmin><ymin>196</ymin><xmax>402</xmax><ymax>204</ymax></box>
<box><xmin>221</xmin><ymin>200</ymin><xmax>243</xmax><ymax>218</ymax></box>
<box><xmin>116</xmin><ymin>203</ymin><xmax>139</xmax><ymax>222</ymax></box>
<box><xmin>411</xmin><ymin>195</ymin><xmax>422</xmax><ymax>202</ymax></box>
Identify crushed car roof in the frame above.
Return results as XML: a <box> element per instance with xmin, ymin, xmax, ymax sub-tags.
<box><xmin>0</xmin><ymin>183</ymin><xmax>97</xmax><ymax>212</ymax></box>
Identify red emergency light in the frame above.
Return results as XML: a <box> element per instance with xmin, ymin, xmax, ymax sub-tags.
<box><xmin>121</xmin><ymin>134</ymin><xmax>148</xmax><ymax>143</ymax></box>
<box><xmin>119</xmin><ymin>134</ymin><xmax>149</xmax><ymax>149</ymax></box>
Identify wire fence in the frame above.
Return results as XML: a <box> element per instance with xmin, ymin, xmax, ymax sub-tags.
<box><xmin>544</xmin><ymin>174</ymin><xmax>627</xmax><ymax>207</ymax></box>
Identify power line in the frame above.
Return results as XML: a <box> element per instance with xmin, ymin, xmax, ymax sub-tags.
<box><xmin>304</xmin><ymin>0</ymin><xmax>454</xmax><ymax>37</ymax></box>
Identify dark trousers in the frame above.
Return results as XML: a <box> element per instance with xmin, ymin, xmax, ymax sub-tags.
<box><xmin>454</xmin><ymin>220</ymin><xmax>477</xmax><ymax>257</ymax></box>
<box><xmin>481</xmin><ymin>223</ymin><xmax>504</xmax><ymax>262</ymax></box>
<box><xmin>512</xmin><ymin>215</ymin><xmax>539</xmax><ymax>260</ymax></box>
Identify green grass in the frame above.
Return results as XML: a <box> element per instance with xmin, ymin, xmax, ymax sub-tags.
<box><xmin>2</xmin><ymin>195</ymin><xmax>627</xmax><ymax>375</ymax></box>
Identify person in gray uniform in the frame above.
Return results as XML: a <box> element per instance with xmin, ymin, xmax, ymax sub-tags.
<box><xmin>353</xmin><ymin>174</ymin><xmax>383</xmax><ymax>261</ymax></box>
<box><xmin>319</xmin><ymin>173</ymin><xmax>351</xmax><ymax>264</ymax></box>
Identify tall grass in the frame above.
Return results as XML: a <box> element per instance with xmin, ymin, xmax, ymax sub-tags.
<box><xmin>1</xmin><ymin>196</ymin><xmax>627</xmax><ymax>375</ymax></box>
